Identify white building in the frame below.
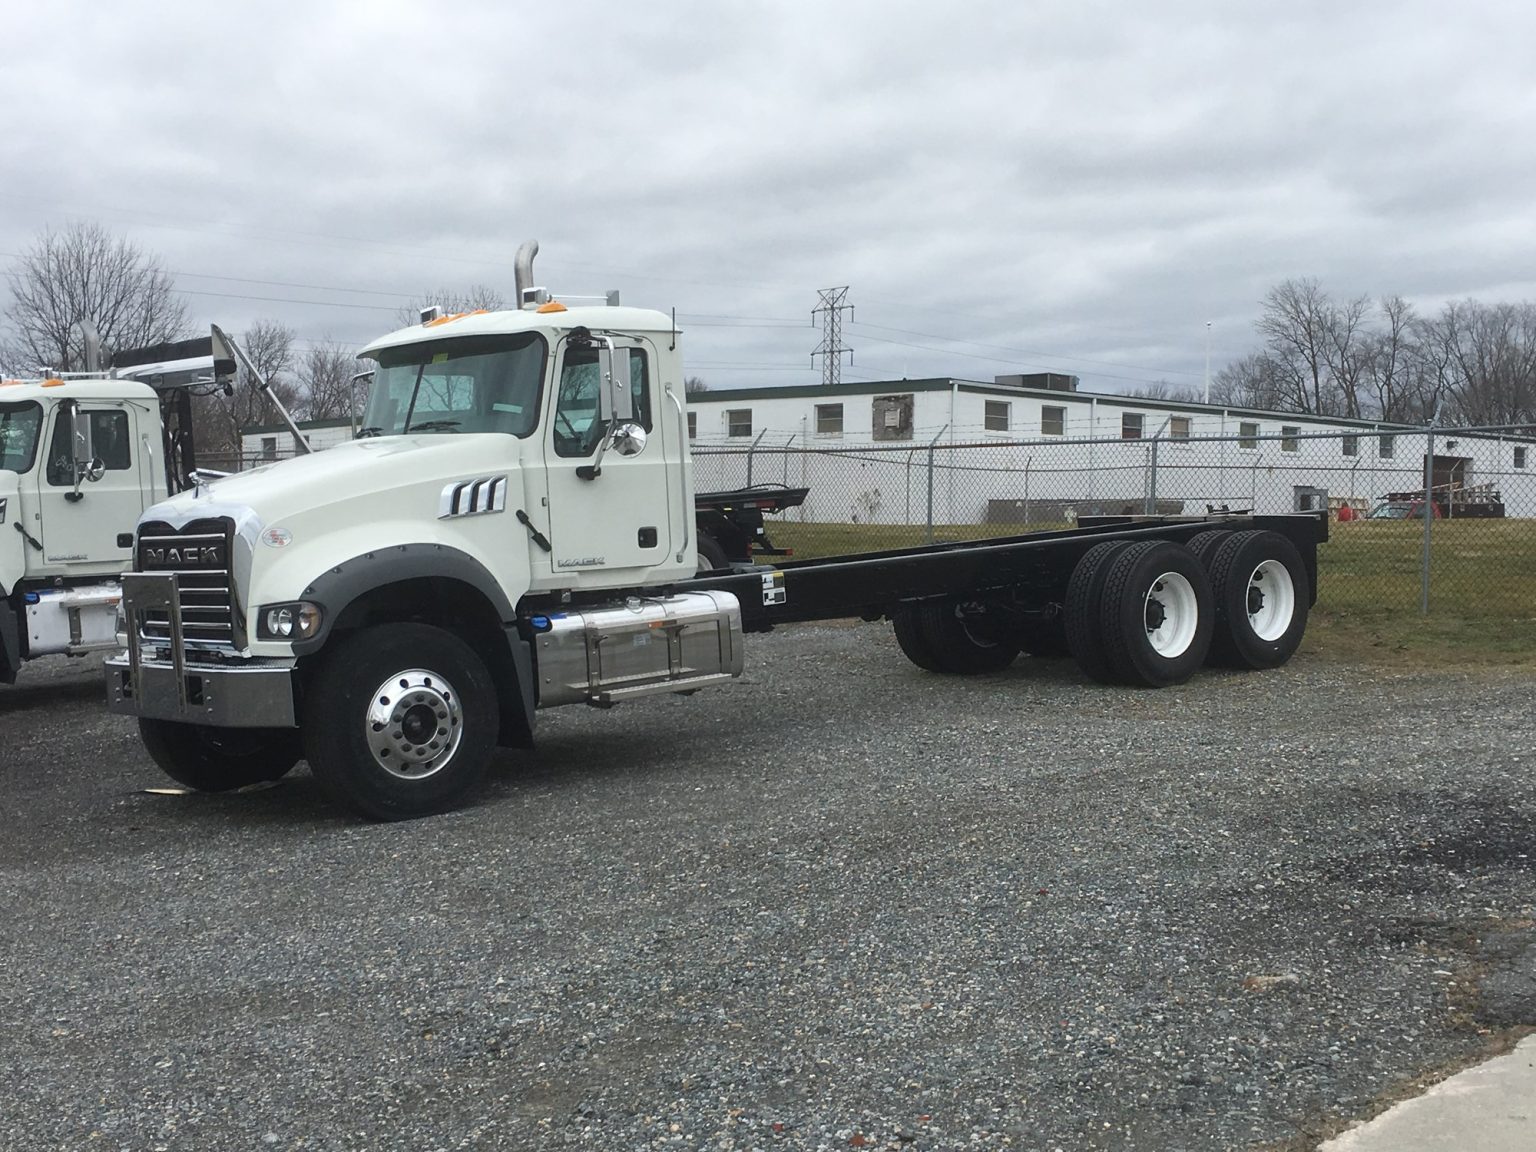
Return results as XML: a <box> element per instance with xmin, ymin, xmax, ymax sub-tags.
<box><xmin>238</xmin><ymin>417</ymin><xmax>354</xmax><ymax>464</ymax></box>
<box><xmin>686</xmin><ymin>375</ymin><xmax>1535</xmax><ymax>523</ymax></box>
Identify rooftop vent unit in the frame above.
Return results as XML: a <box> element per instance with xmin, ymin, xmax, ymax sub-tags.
<box><xmin>994</xmin><ymin>372</ymin><xmax>1078</xmax><ymax>392</ymax></box>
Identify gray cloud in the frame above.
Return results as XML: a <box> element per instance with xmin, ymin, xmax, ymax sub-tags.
<box><xmin>4</xmin><ymin>0</ymin><xmax>1534</xmax><ymax>391</ymax></box>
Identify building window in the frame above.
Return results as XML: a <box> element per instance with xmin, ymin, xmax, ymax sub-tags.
<box><xmin>1516</xmin><ymin>446</ymin><xmax>1528</xmax><ymax>469</ymax></box>
<box><xmin>1379</xmin><ymin>434</ymin><xmax>1395</xmax><ymax>459</ymax></box>
<box><xmin>984</xmin><ymin>400</ymin><xmax>1010</xmax><ymax>432</ymax></box>
<box><xmin>1238</xmin><ymin>421</ymin><xmax>1259</xmax><ymax>450</ymax></box>
<box><xmin>1121</xmin><ymin>412</ymin><xmax>1144</xmax><ymax>440</ymax></box>
<box><xmin>1041</xmin><ymin>405</ymin><xmax>1065</xmax><ymax>437</ymax></box>
<box><xmin>1168</xmin><ymin>416</ymin><xmax>1191</xmax><ymax>440</ymax></box>
<box><xmin>726</xmin><ymin>409</ymin><xmax>752</xmax><ymax>438</ymax></box>
<box><xmin>261</xmin><ymin>436</ymin><xmax>277</xmax><ymax>460</ymax></box>
<box><xmin>815</xmin><ymin>403</ymin><xmax>843</xmax><ymax>437</ymax></box>
<box><xmin>687</xmin><ymin>411</ymin><xmax>697</xmax><ymax>440</ymax></box>
<box><xmin>1281</xmin><ymin>425</ymin><xmax>1300</xmax><ymax>453</ymax></box>
<box><xmin>1341</xmin><ymin>433</ymin><xmax>1358</xmax><ymax>457</ymax></box>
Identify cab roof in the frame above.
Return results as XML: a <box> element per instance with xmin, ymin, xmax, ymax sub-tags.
<box><xmin>358</xmin><ymin>304</ymin><xmax>680</xmax><ymax>358</ymax></box>
<box><xmin>0</xmin><ymin>378</ymin><xmax>159</xmax><ymax>403</ymax></box>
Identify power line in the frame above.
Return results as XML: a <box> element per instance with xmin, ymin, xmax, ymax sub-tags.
<box><xmin>850</xmin><ymin>320</ymin><xmax>1206</xmax><ymax>379</ymax></box>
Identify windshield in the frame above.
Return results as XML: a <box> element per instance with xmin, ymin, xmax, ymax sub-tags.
<box><xmin>1368</xmin><ymin>503</ymin><xmax>1411</xmax><ymax>519</ymax></box>
<box><xmin>0</xmin><ymin>401</ymin><xmax>43</xmax><ymax>473</ymax></box>
<box><xmin>360</xmin><ymin>333</ymin><xmax>546</xmax><ymax>438</ymax></box>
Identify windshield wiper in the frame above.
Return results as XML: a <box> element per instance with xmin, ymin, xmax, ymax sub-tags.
<box><xmin>355</xmin><ymin>426</ymin><xmax>384</xmax><ymax>438</ymax></box>
<box><xmin>405</xmin><ymin>419</ymin><xmax>461</xmax><ymax>433</ymax></box>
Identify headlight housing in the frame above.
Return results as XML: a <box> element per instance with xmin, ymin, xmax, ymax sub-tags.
<box><xmin>257</xmin><ymin>601</ymin><xmax>323</xmax><ymax>641</ymax></box>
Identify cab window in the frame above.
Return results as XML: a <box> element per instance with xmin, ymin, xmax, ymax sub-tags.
<box><xmin>46</xmin><ymin>409</ymin><xmax>132</xmax><ymax>486</ymax></box>
<box><xmin>553</xmin><ymin>347</ymin><xmax>651</xmax><ymax>457</ymax></box>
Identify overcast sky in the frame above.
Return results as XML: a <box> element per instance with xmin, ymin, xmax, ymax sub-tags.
<box><xmin>4</xmin><ymin>1</ymin><xmax>1534</xmax><ymax>394</ymax></box>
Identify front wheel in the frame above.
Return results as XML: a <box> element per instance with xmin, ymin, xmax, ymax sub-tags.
<box><xmin>138</xmin><ymin>719</ymin><xmax>301</xmax><ymax>792</ymax></box>
<box><xmin>302</xmin><ymin>624</ymin><xmax>500</xmax><ymax>820</ymax></box>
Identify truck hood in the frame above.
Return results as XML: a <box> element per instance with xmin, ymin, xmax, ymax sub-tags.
<box><xmin>145</xmin><ymin>436</ymin><xmax>525</xmax><ymax>530</ymax></box>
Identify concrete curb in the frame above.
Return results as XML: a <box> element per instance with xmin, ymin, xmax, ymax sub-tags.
<box><xmin>1320</xmin><ymin>1034</ymin><xmax>1536</xmax><ymax>1151</ymax></box>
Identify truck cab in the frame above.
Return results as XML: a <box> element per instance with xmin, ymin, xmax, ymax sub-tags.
<box><xmin>108</xmin><ymin>256</ymin><xmax>741</xmax><ymax>818</ymax></box>
<box><xmin>1</xmin><ymin>378</ymin><xmax>169</xmax><ymax>681</ymax></box>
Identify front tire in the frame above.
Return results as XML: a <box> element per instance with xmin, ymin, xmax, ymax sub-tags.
<box><xmin>138</xmin><ymin>719</ymin><xmax>301</xmax><ymax>792</ymax></box>
<box><xmin>302</xmin><ymin>624</ymin><xmax>499</xmax><ymax>820</ymax></box>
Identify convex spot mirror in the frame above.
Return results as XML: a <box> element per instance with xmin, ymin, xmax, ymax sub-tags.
<box><xmin>608</xmin><ymin>422</ymin><xmax>647</xmax><ymax>458</ymax></box>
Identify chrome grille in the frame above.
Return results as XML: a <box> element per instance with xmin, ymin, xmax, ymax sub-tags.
<box><xmin>136</xmin><ymin>518</ymin><xmax>237</xmax><ymax>646</ymax></box>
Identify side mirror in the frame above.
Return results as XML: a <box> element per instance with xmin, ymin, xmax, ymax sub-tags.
<box><xmin>597</xmin><ymin>342</ymin><xmax>635</xmax><ymax>424</ymax></box>
<box><xmin>70</xmin><ymin>402</ymin><xmax>95</xmax><ymax>470</ymax></box>
<box><xmin>209</xmin><ymin>323</ymin><xmax>238</xmax><ymax>386</ymax></box>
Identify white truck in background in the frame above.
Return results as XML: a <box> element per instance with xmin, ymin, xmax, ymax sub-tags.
<box><xmin>0</xmin><ymin>333</ymin><xmax>305</xmax><ymax>683</ymax></box>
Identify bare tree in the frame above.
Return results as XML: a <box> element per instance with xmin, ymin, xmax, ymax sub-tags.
<box><xmin>1257</xmin><ymin>278</ymin><xmax>1342</xmax><ymax>415</ymax></box>
<box><xmin>684</xmin><ymin>376</ymin><xmax>710</xmax><ymax>395</ymax></box>
<box><xmin>1362</xmin><ymin>295</ymin><xmax>1420</xmax><ymax>422</ymax></box>
<box><xmin>1209</xmin><ymin>352</ymin><xmax>1285</xmax><ymax>411</ymax></box>
<box><xmin>1321</xmin><ymin>291</ymin><xmax>1372</xmax><ymax>418</ymax></box>
<box><xmin>1419</xmin><ymin>299</ymin><xmax>1536</xmax><ymax>426</ymax></box>
<box><xmin>1124</xmin><ymin>380</ymin><xmax>1200</xmax><ymax>403</ymax></box>
<box><xmin>391</xmin><ymin>284</ymin><xmax>507</xmax><ymax>329</ymax></box>
<box><xmin>189</xmin><ymin>319</ymin><xmax>300</xmax><ymax>456</ymax></box>
<box><xmin>0</xmin><ymin>221</ymin><xmax>188</xmax><ymax>373</ymax></box>
<box><xmin>296</xmin><ymin>341</ymin><xmax>369</xmax><ymax>422</ymax></box>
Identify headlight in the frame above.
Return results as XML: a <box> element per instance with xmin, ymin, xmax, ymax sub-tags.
<box><xmin>257</xmin><ymin>601</ymin><xmax>323</xmax><ymax>640</ymax></box>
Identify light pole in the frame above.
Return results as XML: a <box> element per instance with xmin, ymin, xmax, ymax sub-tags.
<box><xmin>1203</xmin><ymin>321</ymin><xmax>1212</xmax><ymax>405</ymax></box>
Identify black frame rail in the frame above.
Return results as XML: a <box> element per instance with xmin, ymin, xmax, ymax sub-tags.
<box><xmin>674</xmin><ymin>513</ymin><xmax>1327</xmax><ymax>632</ymax></box>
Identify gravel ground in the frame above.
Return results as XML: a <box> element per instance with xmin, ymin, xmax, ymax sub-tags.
<box><xmin>2</xmin><ymin>628</ymin><xmax>1535</xmax><ymax>1152</ymax></box>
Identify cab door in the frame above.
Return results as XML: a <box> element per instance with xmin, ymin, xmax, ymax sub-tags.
<box><xmin>542</xmin><ymin>336</ymin><xmax>677</xmax><ymax>576</ymax></box>
<box><xmin>34</xmin><ymin>402</ymin><xmax>148</xmax><ymax>572</ymax></box>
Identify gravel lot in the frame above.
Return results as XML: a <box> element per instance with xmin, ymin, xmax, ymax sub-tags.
<box><xmin>2</xmin><ymin>627</ymin><xmax>1535</xmax><ymax>1151</ymax></box>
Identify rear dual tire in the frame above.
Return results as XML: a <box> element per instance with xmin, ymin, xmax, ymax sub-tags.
<box><xmin>1205</xmin><ymin>530</ymin><xmax>1309</xmax><ymax>669</ymax></box>
<box><xmin>1096</xmin><ymin>541</ymin><xmax>1214</xmax><ymax>687</ymax></box>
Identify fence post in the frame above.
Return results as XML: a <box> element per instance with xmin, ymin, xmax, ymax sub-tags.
<box><xmin>925</xmin><ymin>425</ymin><xmax>948</xmax><ymax>544</ymax></box>
<box><xmin>745</xmin><ymin>427</ymin><xmax>767</xmax><ymax>487</ymax></box>
<box><xmin>1421</xmin><ymin>424</ymin><xmax>1435</xmax><ymax>615</ymax></box>
<box><xmin>1023</xmin><ymin>455</ymin><xmax>1033</xmax><ymax>526</ymax></box>
<box><xmin>1145</xmin><ymin>436</ymin><xmax>1161</xmax><ymax>514</ymax></box>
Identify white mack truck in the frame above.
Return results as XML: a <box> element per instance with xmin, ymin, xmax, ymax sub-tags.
<box><xmin>106</xmin><ymin>241</ymin><xmax>1326</xmax><ymax>820</ymax></box>
<box><xmin>0</xmin><ymin>336</ymin><xmax>228</xmax><ymax>684</ymax></box>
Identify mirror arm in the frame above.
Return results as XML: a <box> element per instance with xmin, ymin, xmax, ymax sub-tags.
<box><xmin>576</xmin><ymin>425</ymin><xmax>614</xmax><ymax>481</ymax></box>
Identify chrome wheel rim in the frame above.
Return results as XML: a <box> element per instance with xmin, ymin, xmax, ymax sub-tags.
<box><xmin>1247</xmin><ymin>559</ymin><xmax>1295</xmax><ymax>641</ymax></box>
<box><xmin>1144</xmin><ymin>571</ymin><xmax>1199</xmax><ymax>658</ymax></box>
<box><xmin>366</xmin><ymin>669</ymin><xmax>464</xmax><ymax>781</ymax></box>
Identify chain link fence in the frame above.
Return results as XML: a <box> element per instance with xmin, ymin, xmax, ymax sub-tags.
<box><xmin>206</xmin><ymin>427</ymin><xmax>1535</xmax><ymax>618</ymax></box>
<box><xmin>694</xmin><ymin>427</ymin><xmax>1536</xmax><ymax>619</ymax></box>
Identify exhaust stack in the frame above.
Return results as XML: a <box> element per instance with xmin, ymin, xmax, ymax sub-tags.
<box><xmin>514</xmin><ymin>239</ymin><xmax>541</xmax><ymax>309</ymax></box>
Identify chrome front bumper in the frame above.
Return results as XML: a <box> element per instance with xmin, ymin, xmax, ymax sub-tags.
<box><xmin>104</xmin><ymin>572</ymin><xmax>297</xmax><ymax>728</ymax></box>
